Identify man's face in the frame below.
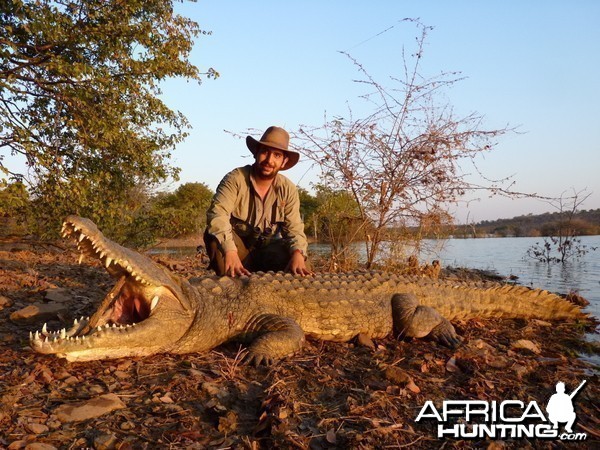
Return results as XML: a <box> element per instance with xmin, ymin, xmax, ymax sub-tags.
<box><xmin>254</xmin><ymin>146</ymin><xmax>288</xmax><ymax>180</ymax></box>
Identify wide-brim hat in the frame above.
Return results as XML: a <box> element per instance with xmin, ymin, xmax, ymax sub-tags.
<box><xmin>246</xmin><ymin>126</ymin><xmax>300</xmax><ymax>170</ymax></box>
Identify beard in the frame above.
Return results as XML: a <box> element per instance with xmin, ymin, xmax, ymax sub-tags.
<box><xmin>253</xmin><ymin>162</ymin><xmax>279</xmax><ymax>180</ymax></box>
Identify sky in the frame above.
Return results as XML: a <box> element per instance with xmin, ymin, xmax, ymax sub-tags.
<box><xmin>160</xmin><ymin>0</ymin><xmax>600</xmax><ymax>224</ymax></box>
<box><xmin>5</xmin><ymin>1</ymin><xmax>600</xmax><ymax>224</ymax></box>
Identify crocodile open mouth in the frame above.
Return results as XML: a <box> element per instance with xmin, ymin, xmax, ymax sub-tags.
<box><xmin>29</xmin><ymin>216</ymin><xmax>178</xmax><ymax>353</ymax></box>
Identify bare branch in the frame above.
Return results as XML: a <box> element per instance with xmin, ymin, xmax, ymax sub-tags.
<box><xmin>294</xmin><ymin>19</ymin><xmax>550</xmax><ymax>268</ymax></box>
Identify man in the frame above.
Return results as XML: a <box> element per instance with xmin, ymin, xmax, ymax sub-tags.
<box><xmin>204</xmin><ymin>126</ymin><xmax>311</xmax><ymax>277</ymax></box>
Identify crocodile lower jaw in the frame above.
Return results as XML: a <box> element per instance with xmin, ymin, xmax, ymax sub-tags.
<box><xmin>29</xmin><ymin>216</ymin><xmax>192</xmax><ymax>361</ymax></box>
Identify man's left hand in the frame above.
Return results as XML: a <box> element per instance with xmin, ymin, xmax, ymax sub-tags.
<box><xmin>286</xmin><ymin>250</ymin><xmax>312</xmax><ymax>276</ymax></box>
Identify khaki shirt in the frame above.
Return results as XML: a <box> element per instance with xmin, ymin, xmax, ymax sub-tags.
<box><xmin>206</xmin><ymin>165</ymin><xmax>308</xmax><ymax>254</ymax></box>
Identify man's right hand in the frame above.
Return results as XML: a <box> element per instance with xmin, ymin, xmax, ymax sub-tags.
<box><xmin>224</xmin><ymin>250</ymin><xmax>251</xmax><ymax>277</ymax></box>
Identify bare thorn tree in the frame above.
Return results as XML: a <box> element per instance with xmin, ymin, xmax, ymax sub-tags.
<box><xmin>296</xmin><ymin>20</ymin><xmax>519</xmax><ymax>268</ymax></box>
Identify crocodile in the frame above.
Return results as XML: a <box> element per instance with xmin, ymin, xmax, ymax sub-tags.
<box><xmin>30</xmin><ymin>216</ymin><xmax>587</xmax><ymax>363</ymax></box>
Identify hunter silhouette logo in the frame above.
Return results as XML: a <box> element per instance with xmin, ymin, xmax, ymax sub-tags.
<box><xmin>415</xmin><ymin>379</ymin><xmax>588</xmax><ymax>441</ymax></box>
<box><xmin>546</xmin><ymin>380</ymin><xmax>586</xmax><ymax>433</ymax></box>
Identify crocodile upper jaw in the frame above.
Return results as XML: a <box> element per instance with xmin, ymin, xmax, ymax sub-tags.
<box><xmin>29</xmin><ymin>216</ymin><xmax>194</xmax><ymax>361</ymax></box>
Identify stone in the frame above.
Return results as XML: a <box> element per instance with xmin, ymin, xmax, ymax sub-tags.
<box><xmin>113</xmin><ymin>370</ymin><xmax>128</xmax><ymax>380</ymax></box>
<box><xmin>24</xmin><ymin>444</ymin><xmax>57</xmax><ymax>450</ymax></box>
<box><xmin>44</xmin><ymin>288</ymin><xmax>70</xmax><ymax>303</ymax></box>
<box><xmin>88</xmin><ymin>385</ymin><xmax>105</xmax><ymax>395</ymax></box>
<box><xmin>0</xmin><ymin>295</ymin><xmax>14</xmax><ymax>310</ymax></box>
<box><xmin>159</xmin><ymin>394</ymin><xmax>174</xmax><ymax>404</ymax></box>
<box><xmin>9</xmin><ymin>304</ymin><xmax>68</xmax><ymax>323</ymax></box>
<box><xmin>120</xmin><ymin>421</ymin><xmax>134</xmax><ymax>430</ymax></box>
<box><xmin>384</xmin><ymin>366</ymin><xmax>421</xmax><ymax>393</ymax></box>
<box><xmin>512</xmin><ymin>339</ymin><xmax>541</xmax><ymax>355</ymax></box>
<box><xmin>94</xmin><ymin>432</ymin><xmax>118</xmax><ymax>450</ymax></box>
<box><xmin>62</xmin><ymin>376</ymin><xmax>80</xmax><ymax>385</ymax></box>
<box><xmin>54</xmin><ymin>393</ymin><xmax>126</xmax><ymax>423</ymax></box>
<box><xmin>25</xmin><ymin>423</ymin><xmax>49</xmax><ymax>434</ymax></box>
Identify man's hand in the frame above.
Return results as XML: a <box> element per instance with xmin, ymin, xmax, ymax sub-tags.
<box><xmin>286</xmin><ymin>250</ymin><xmax>312</xmax><ymax>276</ymax></box>
<box><xmin>224</xmin><ymin>250</ymin><xmax>251</xmax><ymax>277</ymax></box>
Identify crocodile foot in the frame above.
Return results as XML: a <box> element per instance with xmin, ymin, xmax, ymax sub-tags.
<box><xmin>241</xmin><ymin>314</ymin><xmax>306</xmax><ymax>366</ymax></box>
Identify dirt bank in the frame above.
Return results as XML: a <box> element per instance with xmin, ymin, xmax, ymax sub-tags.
<box><xmin>0</xmin><ymin>243</ymin><xmax>598</xmax><ymax>449</ymax></box>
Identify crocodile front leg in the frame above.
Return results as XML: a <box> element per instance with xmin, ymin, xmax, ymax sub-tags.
<box><xmin>242</xmin><ymin>314</ymin><xmax>306</xmax><ymax>366</ymax></box>
<box><xmin>391</xmin><ymin>293</ymin><xmax>461</xmax><ymax>348</ymax></box>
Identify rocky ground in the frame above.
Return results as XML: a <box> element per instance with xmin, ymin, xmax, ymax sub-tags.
<box><xmin>0</xmin><ymin>241</ymin><xmax>599</xmax><ymax>449</ymax></box>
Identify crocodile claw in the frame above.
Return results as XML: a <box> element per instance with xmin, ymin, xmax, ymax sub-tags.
<box><xmin>243</xmin><ymin>352</ymin><xmax>275</xmax><ymax>367</ymax></box>
<box><xmin>437</xmin><ymin>331</ymin><xmax>463</xmax><ymax>349</ymax></box>
<box><xmin>429</xmin><ymin>319</ymin><xmax>462</xmax><ymax>349</ymax></box>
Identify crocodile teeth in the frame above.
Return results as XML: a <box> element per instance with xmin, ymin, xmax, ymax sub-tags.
<box><xmin>42</xmin><ymin>323</ymin><xmax>47</xmax><ymax>334</ymax></box>
<box><xmin>105</xmin><ymin>257</ymin><xmax>112</xmax><ymax>268</ymax></box>
<box><xmin>78</xmin><ymin>253</ymin><xmax>84</xmax><ymax>265</ymax></box>
<box><xmin>150</xmin><ymin>296</ymin><xmax>159</xmax><ymax>311</ymax></box>
<box><xmin>78</xmin><ymin>234</ymin><xmax>86</xmax><ymax>242</ymax></box>
<box><xmin>60</xmin><ymin>329</ymin><xmax>67</xmax><ymax>339</ymax></box>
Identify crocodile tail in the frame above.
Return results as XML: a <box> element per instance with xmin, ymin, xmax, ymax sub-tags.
<box><xmin>412</xmin><ymin>283</ymin><xmax>588</xmax><ymax>321</ymax></box>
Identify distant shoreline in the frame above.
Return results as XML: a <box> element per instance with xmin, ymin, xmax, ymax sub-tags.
<box><xmin>147</xmin><ymin>233</ymin><xmax>600</xmax><ymax>249</ymax></box>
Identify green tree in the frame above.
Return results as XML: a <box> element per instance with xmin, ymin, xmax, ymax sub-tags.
<box><xmin>0</xmin><ymin>180</ymin><xmax>30</xmax><ymax>217</ymax></box>
<box><xmin>0</xmin><ymin>180</ymin><xmax>32</xmax><ymax>235</ymax></box>
<box><xmin>0</xmin><ymin>0</ymin><xmax>217</xmax><ymax>239</ymax></box>
<box><xmin>298</xmin><ymin>187</ymin><xmax>319</xmax><ymax>239</ymax></box>
<box><xmin>314</xmin><ymin>184</ymin><xmax>363</xmax><ymax>270</ymax></box>
<box><xmin>151</xmin><ymin>182</ymin><xmax>213</xmax><ymax>238</ymax></box>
